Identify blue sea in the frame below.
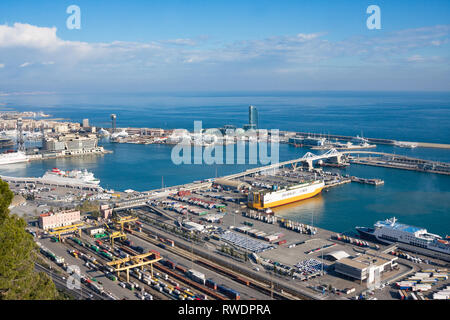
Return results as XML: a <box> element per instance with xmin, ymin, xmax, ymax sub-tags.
<box><xmin>1</xmin><ymin>91</ymin><xmax>449</xmax><ymax>235</ymax></box>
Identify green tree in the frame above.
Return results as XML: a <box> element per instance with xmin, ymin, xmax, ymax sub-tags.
<box><xmin>0</xmin><ymin>179</ymin><xmax>13</xmax><ymax>221</ymax></box>
<box><xmin>0</xmin><ymin>179</ymin><xmax>58</xmax><ymax>300</ymax></box>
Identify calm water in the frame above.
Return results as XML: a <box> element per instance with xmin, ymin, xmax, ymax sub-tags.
<box><xmin>1</xmin><ymin>92</ymin><xmax>449</xmax><ymax>235</ymax></box>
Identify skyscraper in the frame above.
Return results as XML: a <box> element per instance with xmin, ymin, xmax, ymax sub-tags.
<box><xmin>244</xmin><ymin>105</ymin><xmax>258</xmax><ymax>130</ymax></box>
<box><xmin>110</xmin><ymin>114</ymin><xmax>117</xmax><ymax>132</ymax></box>
<box><xmin>82</xmin><ymin>118</ymin><xmax>90</xmax><ymax>128</ymax></box>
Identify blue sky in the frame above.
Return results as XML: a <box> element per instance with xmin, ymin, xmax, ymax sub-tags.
<box><xmin>0</xmin><ymin>0</ymin><xmax>449</xmax><ymax>93</ymax></box>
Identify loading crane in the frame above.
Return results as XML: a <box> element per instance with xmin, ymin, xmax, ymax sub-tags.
<box><xmin>103</xmin><ymin>222</ymin><xmax>126</xmax><ymax>247</ymax></box>
<box><xmin>106</xmin><ymin>252</ymin><xmax>162</xmax><ymax>282</ymax></box>
<box><xmin>114</xmin><ymin>215</ymin><xmax>138</xmax><ymax>233</ymax></box>
<box><xmin>49</xmin><ymin>223</ymin><xmax>84</xmax><ymax>241</ymax></box>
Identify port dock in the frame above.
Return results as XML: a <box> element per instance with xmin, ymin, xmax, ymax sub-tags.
<box><xmin>350</xmin><ymin>176</ymin><xmax>384</xmax><ymax>186</ymax></box>
<box><xmin>289</xmin><ymin>131</ymin><xmax>450</xmax><ymax>149</ymax></box>
<box><xmin>349</xmin><ymin>154</ymin><xmax>450</xmax><ymax>175</ymax></box>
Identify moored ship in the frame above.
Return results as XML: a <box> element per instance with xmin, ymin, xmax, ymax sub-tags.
<box><xmin>248</xmin><ymin>180</ymin><xmax>324</xmax><ymax>209</ymax></box>
<box><xmin>356</xmin><ymin>217</ymin><xmax>450</xmax><ymax>261</ymax></box>
<box><xmin>42</xmin><ymin>168</ymin><xmax>100</xmax><ymax>185</ymax></box>
<box><xmin>0</xmin><ymin>150</ymin><xmax>29</xmax><ymax>165</ymax></box>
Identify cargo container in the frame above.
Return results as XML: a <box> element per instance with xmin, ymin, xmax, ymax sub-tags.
<box><xmin>277</xmin><ymin>239</ymin><xmax>287</xmax><ymax>245</ymax></box>
<box><xmin>343</xmin><ymin>288</ymin><xmax>355</xmax><ymax>295</ymax></box>
<box><xmin>235</xmin><ymin>276</ymin><xmax>250</xmax><ymax>286</ymax></box>
<box><xmin>187</xmin><ymin>269</ymin><xmax>206</xmax><ymax>285</ymax></box>
<box><xmin>124</xmin><ymin>240</ymin><xmax>134</xmax><ymax>247</ymax></box>
<box><xmin>100</xmin><ymin>251</ymin><xmax>113</xmax><ymax>260</ymax></box>
<box><xmin>89</xmin><ymin>282</ymin><xmax>104</xmax><ymax>294</ymax></box>
<box><xmin>219</xmin><ymin>286</ymin><xmax>240</xmax><ymax>300</ymax></box>
<box><xmin>133</xmin><ymin>246</ymin><xmax>145</xmax><ymax>254</ymax></box>
<box><xmin>94</xmin><ymin>233</ymin><xmax>108</xmax><ymax>239</ymax></box>
<box><xmin>413</xmin><ymin>284</ymin><xmax>432</xmax><ymax>292</ymax></box>
<box><xmin>205</xmin><ymin>279</ymin><xmax>217</xmax><ymax>290</ymax></box>
<box><xmin>167</xmin><ymin>239</ymin><xmax>175</xmax><ymax>247</ymax></box>
<box><xmin>150</xmin><ymin>250</ymin><xmax>161</xmax><ymax>257</ymax></box>
<box><xmin>106</xmin><ymin>273</ymin><xmax>117</xmax><ymax>281</ymax></box>
<box><xmin>175</xmin><ymin>265</ymin><xmax>187</xmax><ymax>274</ymax></box>
<box><xmin>72</xmin><ymin>238</ymin><xmax>83</xmax><ymax>246</ymax></box>
<box><xmin>126</xmin><ymin>282</ymin><xmax>135</xmax><ymax>291</ymax></box>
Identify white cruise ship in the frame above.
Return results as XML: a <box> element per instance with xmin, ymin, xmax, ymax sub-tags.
<box><xmin>0</xmin><ymin>151</ymin><xmax>29</xmax><ymax>165</ymax></box>
<box><xmin>42</xmin><ymin>168</ymin><xmax>100</xmax><ymax>185</ymax></box>
<box><xmin>351</xmin><ymin>135</ymin><xmax>370</xmax><ymax>146</ymax></box>
<box><xmin>356</xmin><ymin>217</ymin><xmax>450</xmax><ymax>259</ymax></box>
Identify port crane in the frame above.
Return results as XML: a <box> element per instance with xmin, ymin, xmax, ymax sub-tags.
<box><xmin>103</xmin><ymin>222</ymin><xmax>126</xmax><ymax>247</ymax></box>
<box><xmin>114</xmin><ymin>215</ymin><xmax>138</xmax><ymax>233</ymax></box>
<box><xmin>48</xmin><ymin>222</ymin><xmax>84</xmax><ymax>241</ymax></box>
<box><xmin>106</xmin><ymin>252</ymin><xmax>162</xmax><ymax>282</ymax></box>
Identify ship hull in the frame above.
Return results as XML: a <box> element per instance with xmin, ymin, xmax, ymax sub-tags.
<box><xmin>356</xmin><ymin>225</ymin><xmax>450</xmax><ymax>261</ymax></box>
<box><xmin>42</xmin><ymin>169</ymin><xmax>100</xmax><ymax>186</ymax></box>
<box><xmin>248</xmin><ymin>181</ymin><xmax>324</xmax><ymax>209</ymax></box>
<box><xmin>0</xmin><ymin>152</ymin><xmax>29</xmax><ymax>165</ymax></box>
<box><xmin>42</xmin><ymin>175</ymin><xmax>100</xmax><ymax>185</ymax></box>
<box><xmin>356</xmin><ymin>227</ymin><xmax>390</xmax><ymax>244</ymax></box>
<box><xmin>0</xmin><ymin>159</ymin><xmax>28</xmax><ymax>165</ymax></box>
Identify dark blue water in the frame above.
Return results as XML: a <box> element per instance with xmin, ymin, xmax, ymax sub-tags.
<box><xmin>1</xmin><ymin>92</ymin><xmax>449</xmax><ymax>235</ymax></box>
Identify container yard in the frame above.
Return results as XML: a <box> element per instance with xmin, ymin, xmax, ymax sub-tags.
<box><xmin>17</xmin><ymin>162</ymin><xmax>449</xmax><ymax>301</ymax></box>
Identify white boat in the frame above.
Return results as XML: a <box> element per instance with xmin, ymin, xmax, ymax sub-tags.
<box><xmin>42</xmin><ymin>168</ymin><xmax>100</xmax><ymax>185</ymax></box>
<box><xmin>98</xmin><ymin>128</ymin><xmax>110</xmax><ymax>137</ymax></box>
<box><xmin>356</xmin><ymin>217</ymin><xmax>450</xmax><ymax>260</ymax></box>
<box><xmin>394</xmin><ymin>141</ymin><xmax>418</xmax><ymax>148</ymax></box>
<box><xmin>0</xmin><ymin>151</ymin><xmax>29</xmax><ymax>165</ymax></box>
<box><xmin>351</xmin><ymin>135</ymin><xmax>370</xmax><ymax>145</ymax></box>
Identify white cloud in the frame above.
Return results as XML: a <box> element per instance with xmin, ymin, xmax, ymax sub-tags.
<box><xmin>0</xmin><ymin>23</ymin><xmax>60</xmax><ymax>49</ymax></box>
<box><xmin>0</xmin><ymin>22</ymin><xmax>448</xmax><ymax>91</ymax></box>
<box><xmin>407</xmin><ymin>55</ymin><xmax>425</xmax><ymax>62</ymax></box>
<box><xmin>163</xmin><ymin>38</ymin><xmax>198</xmax><ymax>46</ymax></box>
<box><xmin>0</xmin><ymin>63</ymin><xmax>4</xmax><ymax>68</ymax></box>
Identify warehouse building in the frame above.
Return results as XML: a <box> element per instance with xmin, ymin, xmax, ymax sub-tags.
<box><xmin>39</xmin><ymin>210</ymin><xmax>81</xmax><ymax>230</ymax></box>
<box><xmin>42</xmin><ymin>134</ymin><xmax>100</xmax><ymax>154</ymax></box>
<box><xmin>334</xmin><ymin>250</ymin><xmax>398</xmax><ymax>282</ymax></box>
<box><xmin>325</xmin><ymin>250</ymin><xmax>351</xmax><ymax>261</ymax></box>
<box><xmin>182</xmin><ymin>221</ymin><xmax>205</xmax><ymax>232</ymax></box>
<box><xmin>85</xmin><ymin>226</ymin><xmax>105</xmax><ymax>236</ymax></box>
<box><xmin>214</xmin><ymin>178</ymin><xmax>250</xmax><ymax>191</ymax></box>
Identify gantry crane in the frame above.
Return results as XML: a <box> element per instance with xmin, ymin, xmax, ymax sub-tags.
<box><xmin>114</xmin><ymin>215</ymin><xmax>138</xmax><ymax>233</ymax></box>
<box><xmin>103</xmin><ymin>222</ymin><xmax>126</xmax><ymax>247</ymax></box>
<box><xmin>106</xmin><ymin>252</ymin><xmax>162</xmax><ymax>282</ymax></box>
<box><xmin>48</xmin><ymin>222</ymin><xmax>84</xmax><ymax>241</ymax></box>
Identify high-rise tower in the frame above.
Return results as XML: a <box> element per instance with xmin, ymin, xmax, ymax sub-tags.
<box><xmin>110</xmin><ymin>114</ymin><xmax>117</xmax><ymax>133</ymax></box>
<box><xmin>249</xmin><ymin>105</ymin><xmax>258</xmax><ymax>129</ymax></box>
<box><xmin>244</xmin><ymin>105</ymin><xmax>258</xmax><ymax>130</ymax></box>
<box><xmin>17</xmin><ymin>118</ymin><xmax>25</xmax><ymax>152</ymax></box>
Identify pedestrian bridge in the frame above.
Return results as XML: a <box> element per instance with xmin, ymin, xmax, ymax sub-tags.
<box><xmin>222</xmin><ymin>149</ymin><xmax>439</xmax><ymax>179</ymax></box>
